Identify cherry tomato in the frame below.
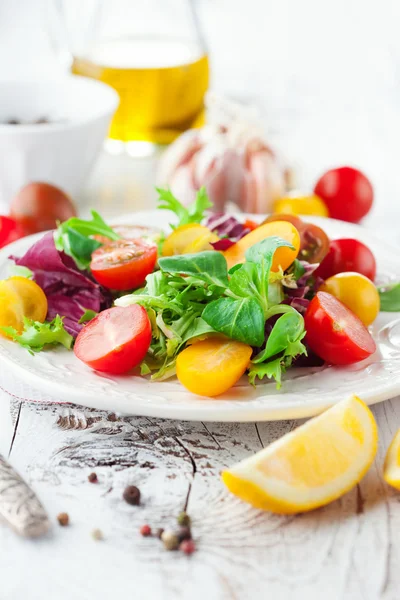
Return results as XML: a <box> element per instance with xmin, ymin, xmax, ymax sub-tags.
<box><xmin>314</xmin><ymin>166</ymin><xmax>373</xmax><ymax>223</ymax></box>
<box><xmin>94</xmin><ymin>224</ymin><xmax>161</xmax><ymax>245</ymax></box>
<box><xmin>243</xmin><ymin>219</ymin><xmax>259</xmax><ymax>231</ymax></box>
<box><xmin>10</xmin><ymin>182</ymin><xmax>77</xmax><ymax>235</ymax></box>
<box><xmin>262</xmin><ymin>214</ymin><xmax>329</xmax><ymax>264</ymax></box>
<box><xmin>319</xmin><ymin>272</ymin><xmax>380</xmax><ymax>326</ymax></box>
<box><xmin>223</xmin><ymin>221</ymin><xmax>300</xmax><ymax>271</ymax></box>
<box><xmin>74</xmin><ymin>305</ymin><xmax>151</xmax><ymax>374</ymax></box>
<box><xmin>0</xmin><ymin>216</ymin><xmax>25</xmax><ymax>248</ymax></box>
<box><xmin>176</xmin><ymin>338</ymin><xmax>252</xmax><ymax>397</ymax></box>
<box><xmin>90</xmin><ymin>239</ymin><xmax>157</xmax><ymax>291</ymax></box>
<box><xmin>315</xmin><ymin>238</ymin><xmax>376</xmax><ymax>281</ymax></box>
<box><xmin>304</xmin><ymin>291</ymin><xmax>376</xmax><ymax>365</ymax></box>
<box><xmin>273</xmin><ymin>194</ymin><xmax>329</xmax><ymax>218</ymax></box>
<box><xmin>162</xmin><ymin>223</ymin><xmax>218</xmax><ymax>256</ymax></box>
<box><xmin>0</xmin><ymin>277</ymin><xmax>48</xmax><ymax>335</ymax></box>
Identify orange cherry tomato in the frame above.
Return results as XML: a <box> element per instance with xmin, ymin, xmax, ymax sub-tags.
<box><xmin>176</xmin><ymin>338</ymin><xmax>252</xmax><ymax>397</ymax></box>
<box><xmin>273</xmin><ymin>194</ymin><xmax>329</xmax><ymax>218</ymax></box>
<box><xmin>0</xmin><ymin>276</ymin><xmax>48</xmax><ymax>335</ymax></box>
<box><xmin>223</xmin><ymin>221</ymin><xmax>300</xmax><ymax>271</ymax></box>
<box><xmin>319</xmin><ymin>272</ymin><xmax>380</xmax><ymax>326</ymax></box>
<box><xmin>162</xmin><ymin>224</ymin><xmax>218</xmax><ymax>256</ymax></box>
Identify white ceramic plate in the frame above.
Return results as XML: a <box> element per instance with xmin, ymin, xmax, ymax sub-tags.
<box><xmin>1</xmin><ymin>211</ymin><xmax>400</xmax><ymax>422</ymax></box>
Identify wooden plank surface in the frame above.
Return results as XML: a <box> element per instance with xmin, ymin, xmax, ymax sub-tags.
<box><xmin>1</xmin><ymin>391</ymin><xmax>400</xmax><ymax>600</ymax></box>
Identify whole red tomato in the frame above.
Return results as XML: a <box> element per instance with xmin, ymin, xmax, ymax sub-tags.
<box><xmin>315</xmin><ymin>238</ymin><xmax>376</xmax><ymax>281</ymax></box>
<box><xmin>0</xmin><ymin>216</ymin><xmax>25</xmax><ymax>248</ymax></box>
<box><xmin>314</xmin><ymin>166</ymin><xmax>373</xmax><ymax>223</ymax></box>
<box><xmin>10</xmin><ymin>182</ymin><xmax>77</xmax><ymax>235</ymax></box>
<box><xmin>304</xmin><ymin>291</ymin><xmax>376</xmax><ymax>365</ymax></box>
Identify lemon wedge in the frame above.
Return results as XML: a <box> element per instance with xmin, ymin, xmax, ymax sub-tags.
<box><xmin>222</xmin><ymin>395</ymin><xmax>378</xmax><ymax>514</ymax></box>
<box><xmin>383</xmin><ymin>429</ymin><xmax>400</xmax><ymax>489</ymax></box>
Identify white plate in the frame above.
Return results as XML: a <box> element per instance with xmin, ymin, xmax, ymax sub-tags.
<box><xmin>1</xmin><ymin>211</ymin><xmax>400</xmax><ymax>422</ymax></box>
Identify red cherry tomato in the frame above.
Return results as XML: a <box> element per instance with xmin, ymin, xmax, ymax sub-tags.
<box><xmin>314</xmin><ymin>166</ymin><xmax>373</xmax><ymax>223</ymax></box>
<box><xmin>74</xmin><ymin>305</ymin><xmax>151</xmax><ymax>374</ymax></box>
<box><xmin>90</xmin><ymin>238</ymin><xmax>157</xmax><ymax>291</ymax></box>
<box><xmin>315</xmin><ymin>238</ymin><xmax>376</xmax><ymax>281</ymax></box>
<box><xmin>243</xmin><ymin>219</ymin><xmax>259</xmax><ymax>231</ymax></box>
<box><xmin>0</xmin><ymin>216</ymin><xmax>25</xmax><ymax>248</ymax></box>
<box><xmin>304</xmin><ymin>291</ymin><xmax>376</xmax><ymax>365</ymax></box>
<box><xmin>10</xmin><ymin>182</ymin><xmax>77</xmax><ymax>235</ymax></box>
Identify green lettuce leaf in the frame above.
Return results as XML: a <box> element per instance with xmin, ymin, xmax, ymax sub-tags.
<box><xmin>202</xmin><ymin>297</ymin><xmax>265</xmax><ymax>346</ymax></box>
<box><xmin>158</xmin><ymin>251</ymin><xmax>229</xmax><ymax>289</ymax></box>
<box><xmin>378</xmin><ymin>283</ymin><xmax>400</xmax><ymax>312</ymax></box>
<box><xmin>1</xmin><ymin>315</ymin><xmax>73</xmax><ymax>354</ymax></box>
<box><xmin>156</xmin><ymin>186</ymin><xmax>212</xmax><ymax>229</ymax></box>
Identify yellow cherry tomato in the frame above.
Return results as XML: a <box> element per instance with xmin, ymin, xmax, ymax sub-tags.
<box><xmin>0</xmin><ymin>276</ymin><xmax>48</xmax><ymax>336</ymax></box>
<box><xmin>319</xmin><ymin>272</ymin><xmax>380</xmax><ymax>326</ymax></box>
<box><xmin>273</xmin><ymin>194</ymin><xmax>329</xmax><ymax>218</ymax></box>
<box><xmin>176</xmin><ymin>338</ymin><xmax>252</xmax><ymax>397</ymax></box>
<box><xmin>162</xmin><ymin>224</ymin><xmax>218</xmax><ymax>256</ymax></box>
<box><xmin>223</xmin><ymin>221</ymin><xmax>300</xmax><ymax>271</ymax></box>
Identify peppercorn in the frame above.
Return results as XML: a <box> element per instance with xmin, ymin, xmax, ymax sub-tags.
<box><xmin>57</xmin><ymin>512</ymin><xmax>69</xmax><ymax>527</ymax></box>
<box><xmin>91</xmin><ymin>528</ymin><xmax>103</xmax><ymax>541</ymax></box>
<box><xmin>140</xmin><ymin>524</ymin><xmax>152</xmax><ymax>537</ymax></box>
<box><xmin>180</xmin><ymin>539</ymin><xmax>196</xmax><ymax>555</ymax></box>
<box><xmin>123</xmin><ymin>485</ymin><xmax>141</xmax><ymax>506</ymax></box>
<box><xmin>154</xmin><ymin>527</ymin><xmax>165</xmax><ymax>539</ymax></box>
<box><xmin>176</xmin><ymin>526</ymin><xmax>191</xmax><ymax>543</ymax></box>
<box><xmin>177</xmin><ymin>511</ymin><xmax>191</xmax><ymax>527</ymax></box>
<box><xmin>88</xmin><ymin>472</ymin><xmax>98</xmax><ymax>483</ymax></box>
<box><xmin>161</xmin><ymin>530</ymin><xmax>179</xmax><ymax>550</ymax></box>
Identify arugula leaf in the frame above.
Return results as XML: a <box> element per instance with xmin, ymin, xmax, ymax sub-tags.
<box><xmin>252</xmin><ymin>312</ymin><xmax>306</xmax><ymax>363</ymax></box>
<box><xmin>78</xmin><ymin>309</ymin><xmax>98</xmax><ymax>324</ymax></box>
<box><xmin>248</xmin><ymin>357</ymin><xmax>283</xmax><ymax>386</ymax></box>
<box><xmin>156</xmin><ymin>186</ymin><xmax>212</xmax><ymax>229</ymax></box>
<box><xmin>54</xmin><ymin>210</ymin><xmax>119</xmax><ymax>269</ymax></box>
<box><xmin>202</xmin><ymin>297</ymin><xmax>265</xmax><ymax>346</ymax></box>
<box><xmin>378</xmin><ymin>283</ymin><xmax>400</xmax><ymax>312</ymax></box>
<box><xmin>1</xmin><ymin>315</ymin><xmax>73</xmax><ymax>353</ymax></box>
<box><xmin>158</xmin><ymin>251</ymin><xmax>229</xmax><ymax>289</ymax></box>
<box><xmin>8</xmin><ymin>265</ymin><xmax>33</xmax><ymax>279</ymax></box>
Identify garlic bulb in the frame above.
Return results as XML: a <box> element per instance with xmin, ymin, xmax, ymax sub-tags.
<box><xmin>157</xmin><ymin>93</ymin><xmax>288</xmax><ymax>213</ymax></box>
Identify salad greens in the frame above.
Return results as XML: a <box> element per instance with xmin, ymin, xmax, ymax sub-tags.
<box><xmin>1</xmin><ymin>315</ymin><xmax>73</xmax><ymax>354</ymax></box>
<box><xmin>116</xmin><ymin>235</ymin><xmax>308</xmax><ymax>386</ymax></box>
<box><xmin>54</xmin><ymin>210</ymin><xmax>119</xmax><ymax>270</ymax></box>
<box><xmin>156</xmin><ymin>186</ymin><xmax>212</xmax><ymax>229</ymax></box>
<box><xmin>378</xmin><ymin>283</ymin><xmax>400</xmax><ymax>312</ymax></box>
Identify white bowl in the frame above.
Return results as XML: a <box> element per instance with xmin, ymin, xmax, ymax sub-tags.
<box><xmin>0</xmin><ymin>76</ymin><xmax>119</xmax><ymax>206</ymax></box>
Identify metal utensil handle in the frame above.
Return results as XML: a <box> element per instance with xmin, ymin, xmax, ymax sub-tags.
<box><xmin>0</xmin><ymin>455</ymin><xmax>50</xmax><ymax>537</ymax></box>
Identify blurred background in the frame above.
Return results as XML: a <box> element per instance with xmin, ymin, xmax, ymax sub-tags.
<box><xmin>1</xmin><ymin>0</ymin><xmax>399</xmax><ymax>235</ymax></box>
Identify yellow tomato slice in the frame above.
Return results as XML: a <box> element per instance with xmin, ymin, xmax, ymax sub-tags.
<box><xmin>162</xmin><ymin>224</ymin><xmax>218</xmax><ymax>256</ymax></box>
<box><xmin>0</xmin><ymin>277</ymin><xmax>48</xmax><ymax>336</ymax></box>
<box><xmin>319</xmin><ymin>272</ymin><xmax>380</xmax><ymax>326</ymax></box>
<box><xmin>176</xmin><ymin>338</ymin><xmax>252</xmax><ymax>397</ymax></box>
<box><xmin>223</xmin><ymin>221</ymin><xmax>300</xmax><ymax>271</ymax></box>
<box><xmin>273</xmin><ymin>194</ymin><xmax>329</xmax><ymax>217</ymax></box>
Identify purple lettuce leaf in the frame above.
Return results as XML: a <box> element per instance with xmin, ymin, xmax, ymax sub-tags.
<box><xmin>12</xmin><ymin>233</ymin><xmax>112</xmax><ymax>337</ymax></box>
<box><xmin>205</xmin><ymin>213</ymin><xmax>250</xmax><ymax>250</ymax></box>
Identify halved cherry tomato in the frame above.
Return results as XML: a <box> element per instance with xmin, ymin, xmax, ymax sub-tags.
<box><xmin>262</xmin><ymin>214</ymin><xmax>329</xmax><ymax>264</ymax></box>
<box><xmin>74</xmin><ymin>305</ymin><xmax>151</xmax><ymax>374</ymax></box>
<box><xmin>176</xmin><ymin>338</ymin><xmax>252</xmax><ymax>397</ymax></box>
<box><xmin>314</xmin><ymin>166</ymin><xmax>373</xmax><ymax>223</ymax></box>
<box><xmin>0</xmin><ymin>276</ymin><xmax>48</xmax><ymax>335</ymax></box>
<box><xmin>94</xmin><ymin>224</ymin><xmax>161</xmax><ymax>245</ymax></box>
<box><xmin>162</xmin><ymin>223</ymin><xmax>218</xmax><ymax>256</ymax></box>
<box><xmin>0</xmin><ymin>216</ymin><xmax>25</xmax><ymax>249</ymax></box>
<box><xmin>10</xmin><ymin>182</ymin><xmax>77</xmax><ymax>234</ymax></box>
<box><xmin>319</xmin><ymin>272</ymin><xmax>380</xmax><ymax>326</ymax></box>
<box><xmin>90</xmin><ymin>239</ymin><xmax>157</xmax><ymax>291</ymax></box>
<box><xmin>315</xmin><ymin>238</ymin><xmax>376</xmax><ymax>281</ymax></box>
<box><xmin>273</xmin><ymin>194</ymin><xmax>329</xmax><ymax>218</ymax></box>
<box><xmin>304</xmin><ymin>291</ymin><xmax>376</xmax><ymax>365</ymax></box>
<box><xmin>223</xmin><ymin>221</ymin><xmax>300</xmax><ymax>271</ymax></box>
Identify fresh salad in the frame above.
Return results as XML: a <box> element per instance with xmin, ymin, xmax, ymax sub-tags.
<box><xmin>0</xmin><ymin>187</ymin><xmax>398</xmax><ymax>398</ymax></box>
